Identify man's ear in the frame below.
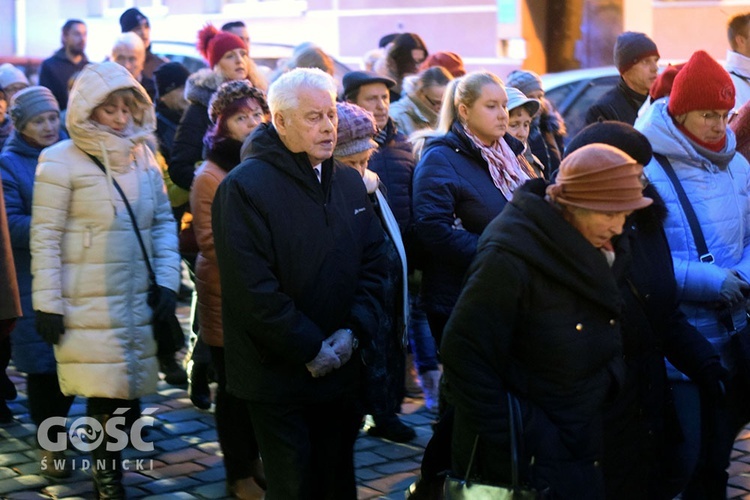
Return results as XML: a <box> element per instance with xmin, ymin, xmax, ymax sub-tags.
<box><xmin>274</xmin><ymin>111</ymin><xmax>287</xmax><ymax>137</ymax></box>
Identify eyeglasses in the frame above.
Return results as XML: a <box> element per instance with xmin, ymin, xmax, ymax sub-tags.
<box><xmin>700</xmin><ymin>111</ymin><xmax>736</xmax><ymax>126</ymax></box>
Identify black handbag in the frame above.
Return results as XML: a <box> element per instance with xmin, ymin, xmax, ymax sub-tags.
<box><xmin>655</xmin><ymin>153</ymin><xmax>750</xmax><ymax>382</ymax></box>
<box><xmin>85</xmin><ymin>152</ymin><xmax>185</xmax><ymax>356</ymax></box>
<box><xmin>443</xmin><ymin>392</ymin><xmax>543</xmax><ymax>499</ymax></box>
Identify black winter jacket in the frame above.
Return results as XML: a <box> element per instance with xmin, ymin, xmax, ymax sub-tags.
<box><xmin>212</xmin><ymin>123</ymin><xmax>388</xmax><ymax>403</ymax></box>
<box><xmin>586</xmin><ymin>78</ymin><xmax>648</xmax><ymax>126</ymax></box>
<box><xmin>442</xmin><ymin>179</ymin><xmax>625</xmax><ymax>499</ymax></box>
<box><xmin>169</xmin><ymin>69</ymin><xmax>224</xmax><ymax>191</ymax></box>
<box><xmin>412</xmin><ymin>122</ymin><xmax>524</xmax><ymax>316</ymax></box>
<box><xmin>603</xmin><ymin>184</ymin><xmax>723</xmax><ymax>499</ymax></box>
<box><xmin>368</xmin><ymin>121</ymin><xmax>415</xmax><ymax>235</ymax></box>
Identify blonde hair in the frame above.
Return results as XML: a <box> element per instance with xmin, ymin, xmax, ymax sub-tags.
<box><xmin>93</xmin><ymin>88</ymin><xmax>149</xmax><ymax>125</ymax></box>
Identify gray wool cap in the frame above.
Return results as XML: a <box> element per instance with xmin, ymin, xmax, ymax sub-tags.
<box><xmin>505</xmin><ymin>70</ymin><xmax>543</xmax><ymax>97</ymax></box>
<box><xmin>9</xmin><ymin>86</ymin><xmax>59</xmax><ymax>131</ymax></box>
<box><xmin>613</xmin><ymin>31</ymin><xmax>659</xmax><ymax>74</ymax></box>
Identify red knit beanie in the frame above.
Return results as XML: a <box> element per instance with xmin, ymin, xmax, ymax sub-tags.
<box><xmin>649</xmin><ymin>63</ymin><xmax>684</xmax><ymax>101</ymax></box>
<box><xmin>197</xmin><ymin>24</ymin><xmax>247</xmax><ymax>68</ymax></box>
<box><xmin>668</xmin><ymin>50</ymin><xmax>735</xmax><ymax>116</ymax></box>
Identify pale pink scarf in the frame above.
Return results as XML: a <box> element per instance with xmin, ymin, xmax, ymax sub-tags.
<box><xmin>462</xmin><ymin>124</ymin><xmax>535</xmax><ymax>200</ymax></box>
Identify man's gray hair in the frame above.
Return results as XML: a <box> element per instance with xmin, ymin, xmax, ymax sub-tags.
<box><xmin>112</xmin><ymin>31</ymin><xmax>144</xmax><ymax>55</ymax></box>
<box><xmin>268</xmin><ymin>67</ymin><xmax>337</xmax><ymax>123</ymax></box>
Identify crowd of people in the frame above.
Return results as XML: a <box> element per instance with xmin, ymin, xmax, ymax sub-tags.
<box><xmin>3</xmin><ymin>6</ymin><xmax>750</xmax><ymax>500</ymax></box>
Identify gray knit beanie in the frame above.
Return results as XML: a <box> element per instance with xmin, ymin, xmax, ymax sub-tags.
<box><xmin>334</xmin><ymin>102</ymin><xmax>378</xmax><ymax>158</ymax></box>
<box><xmin>9</xmin><ymin>86</ymin><xmax>60</xmax><ymax>131</ymax></box>
<box><xmin>506</xmin><ymin>70</ymin><xmax>543</xmax><ymax>97</ymax></box>
<box><xmin>613</xmin><ymin>32</ymin><xmax>659</xmax><ymax>74</ymax></box>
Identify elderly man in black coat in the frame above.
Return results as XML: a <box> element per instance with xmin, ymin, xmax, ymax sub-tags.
<box><xmin>212</xmin><ymin>68</ymin><xmax>388</xmax><ymax>499</ymax></box>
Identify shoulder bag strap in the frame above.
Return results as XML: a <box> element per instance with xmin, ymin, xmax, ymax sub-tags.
<box><xmin>85</xmin><ymin>152</ymin><xmax>157</xmax><ymax>286</ymax></box>
<box><xmin>653</xmin><ymin>153</ymin><xmax>713</xmax><ymax>263</ymax></box>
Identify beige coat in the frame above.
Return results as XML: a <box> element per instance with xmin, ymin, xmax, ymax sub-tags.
<box><xmin>31</xmin><ymin>62</ymin><xmax>181</xmax><ymax>399</ymax></box>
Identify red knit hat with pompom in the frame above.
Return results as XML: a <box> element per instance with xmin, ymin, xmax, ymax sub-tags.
<box><xmin>668</xmin><ymin>50</ymin><xmax>735</xmax><ymax>116</ymax></box>
<box><xmin>197</xmin><ymin>24</ymin><xmax>247</xmax><ymax>68</ymax></box>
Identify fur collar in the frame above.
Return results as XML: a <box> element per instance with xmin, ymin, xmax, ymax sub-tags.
<box><xmin>185</xmin><ymin>69</ymin><xmax>226</xmax><ymax>107</ymax></box>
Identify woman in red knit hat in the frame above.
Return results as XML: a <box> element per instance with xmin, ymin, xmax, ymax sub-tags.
<box><xmin>636</xmin><ymin>49</ymin><xmax>750</xmax><ymax>499</ymax></box>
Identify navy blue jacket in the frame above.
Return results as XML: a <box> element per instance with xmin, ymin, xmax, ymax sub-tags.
<box><xmin>38</xmin><ymin>49</ymin><xmax>89</xmax><ymax>111</ymax></box>
<box><xmin>412</xmin><ymin>122</ymin><xmax>524</xmax><ymax>316</ymax></box>
<box><xmin>0</xmin><ymin>129</ymin><xmax>66</xmax><ymax>373</ymax></box>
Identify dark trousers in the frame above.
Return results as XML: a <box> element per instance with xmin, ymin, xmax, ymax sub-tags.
<box><xmin>27</xmin><ymin>373</ymin><xmax>74</xmax><ymax>438</ymax></box>
<box><xmin>87</xmin><ymin>397</ymin><xmax>141</xmax><ymax>428</ymax></box>
<box><xmin>426</xmin><ymin>311</ymin><xmax>450</xmax><ymax>351</ymax></box>
<box><xmin>210</xmin><ymin>346</ymin><xmax>259</xmax><ymax>482</ymax></box>
<box><xmin>246</xmin><ymin>395</ymin><xmax>362</xmax><ymax>500</ymax></box>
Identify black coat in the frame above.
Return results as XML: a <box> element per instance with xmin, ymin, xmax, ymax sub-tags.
<box><xmin>38</xmin><ymin>49</ymin><xmax>89</xmax><ymax>111</ymax></box>
<box><xmin>585</xmin><ymin>79</ymin><xmax>648</xmax><ymax>126</ymax></box>
<box><xmin>412</xmin><ymin>122</ymin><xmax>523</xmax><ymax>317</ymax></box>
<box><xmin>212</xmin><ymin>123</ymin><xmax>388</xmax><ymax>403</ymax></box>
<box><xmin>603</xmin><ymin>184</ymin><xmax>723</xmax><ymax>500</ymax></box>
<box><xmin>169</xmin><ymin>69</ymin><xmax>223</xmax><ymax>191</ymax></box>
<box><xmin>368</xmin><ymin>122</ymin><xmax>415</xmax><ymax>235</ymax></box>
<box><xmin>442</xmin><ymin>179</ymin><xmax>625</xmax><ymax>499</ymax></box>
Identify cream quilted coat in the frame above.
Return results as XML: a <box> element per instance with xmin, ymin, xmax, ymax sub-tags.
<box><xmin>31</xmin><ymin>62</ymin><xmax>181</xmax><ymax>399</ymax></box>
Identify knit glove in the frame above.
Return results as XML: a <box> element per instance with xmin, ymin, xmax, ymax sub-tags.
<box><xmin>35</xmin><ymin>312</ymin><xmax>65</xmax><ymax>345</ymax></box>
<box><xmin>152</xmin><ymin>286</ymin><xmax>177</xmax><ymax>322</ymax></box>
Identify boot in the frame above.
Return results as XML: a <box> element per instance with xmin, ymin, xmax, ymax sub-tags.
<box><xmin>188</xmin><ymin>360</ymin><xmax>212</xmax><ymax>410</ymax></box>
<box><xmin>40</xmin><ymin>449</ymin><xmax>71</xmax><ymax>479</ymax></box>
<box><xmin>159</xmin><ymin>355</ymin><xmax>188</xmax><ymax>386</ymax></box>
<box><xmin>90</xmin><ymin>414</ymin><xmax>125</xmax><ymax>500</ymax></box>
<box><xmin>0</xmin><ymin>371</ymin><xmax>17</xmax><ymax>400</ymax></box>
<box><xmin>227</xmin><ymin>476</ymin><xmax>265</xmax><ymax>499</ymax></box>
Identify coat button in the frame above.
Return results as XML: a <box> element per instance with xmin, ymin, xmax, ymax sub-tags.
<box><xmin>576</xmin><ymin>323</ymin><xmax>583</xmax><ymax>331</ymax></box>
<box><xmin>609</xmin><ymin>319</ymin><xmax>616</xmax><ymax>326</ymax></box>
<box><xmin>594</xmin><ymin>460</ymin><xmax>600</xmax><ymax>467</ymax></box>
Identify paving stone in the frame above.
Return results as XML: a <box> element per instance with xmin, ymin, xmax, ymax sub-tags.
<box><xmin>354</xmin><ymin>435</ymin><xmax>383</xmax><ymax>451</ymax></box>
<box><xmin>374</xmin><ymin>443</ymin><xmax>423</xmax><ymax>461</ymax></box>
<box><xmin>162</xmin><ymin>398</ymin><xmax>194</xmax><ymax>410</ymax></box>
<box><xmin>373</xmin><ymin>459</ymin><xmax>421</xmax><ymax>475</ymax></box>
<box><xmin>42</xmin><ymin>479</ymin><xmax>95</xmax><ymax>497</ymax></box>
<box><xmin>5</xmin><ymin>492</ymin><xmax>50</xmax><ymax>499</ymax></box>
<box><xmin>0</xmin><ymin>475</ymin><xmax>49</xmax><ymax>495</ymax></box>
<box><xmin>0</xmin><ymin>424</ymin><xmax>36</xmax><ymax>439</ymax></box>
<box><xmin>191</xmin><ymin>481</ymin><xmax>231</xmax><ymax>499</ymax></box>
<box><xmin>194</xmin><ymin>428</ymin><xmax>218</xmax><ymax>442</ymax></box>
<box><xmin>364</xmin><ymin>471</ymin><xmax>415</xmax><ymax>495</ymax></box>
<box><xmin>156</xmin><ymin>446</ymin><xmax>210</xmax><ymax>465</ymax></box>
<box><xmin>355</xmin><ymin>451</ymin><xmax>389</xmax><ymax>468</ymax></box>
<box><xmin>727</xmin><ymin>485</ymin><xmax>748</xmax><ymax>498</ymax></box>
<box><xmin>196</xmin><ymin>441</ymin><xmax>221</xmax><ymax>455</ymax></box>
<box><xmin>355</xmin><ymin>467</ymin><xmax>384</xmax><ymax>481</ymax></box>
<box><xmin>0</xmin><ymin>467</ymin><xmax>17</xmax><ymax>480</ymax></box>
<box><xmin>142</xmin><ymin>492</ymin><xmax>198</xmax><ymax>499</ymax></box>
<box><xmin>357</xmin><ymin>485</ymin><xmax>383</xmax><ymax>499</ymax></box>
<box><xmin>160</xmin><ymin>420</ymin><xmax>209</xmax><ymax>436</ymax></box>
<box><xmin>195</xmin><ymin>455</ymin><xmax>223</xmax><ymax>468</ymax></box>
<box><xmin>0</xmin><ymin>453</ymin><xmax>32</xmax><ymax>468</ymax></box>
<box><xmin>138</xmin><ymin>476</ymin><xmax>201</xmax><ymax>494</ymax></box>
<box><xmin>156</xmin><ymin>408</ymin><xmax>207</xmax><ymax>423</ymax></box>
<box><xmin>154</xmin><ymin>437</ymin><xmax>192</xmax><ymax>452</ymax></box>
<box><xmin>140</xmin><ymin>462</ymin><xmax>205</xmax><ymax>480</ymax></box>
<box><xmin>191</xmin><ymin>465</ymin><xmax>226</xmax><ymax>483</ymax></box>
<box><xmin>728</xmin><ymin>473</ymin><xmax>750</xmax><ymax>491</ymax></box>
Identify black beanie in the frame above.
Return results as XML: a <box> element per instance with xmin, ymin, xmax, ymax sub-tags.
<box><xmin>120</xmin><ymin>8</ymin><xmax>148</xmax><ymax>33</ymax></box>
<box><xmin>153</xmin><ymin>62</ymin><xmax>190</xmax><ymax>99</ymax></box>
<box><xmin>613</xmin><ymin>31</ymin><xmax>659</xmax><ymax>75</ymax></box>
<box><xmin>564</xmin><ymin>121</ymin><xmax>653</xmax><ymax>166</ymax></box>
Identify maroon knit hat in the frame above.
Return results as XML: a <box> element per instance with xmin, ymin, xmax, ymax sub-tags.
<box><xmin>197</xmin><ymin>24</ymin><xmax>247</xmax><ymax>68</ymax></box>
<box><xmin>649</xmin><ymin>63</ymin><xmax>684</xmax><ymax>101</ymax></box>
<box><xmin>668</xmin><ymin>50</ymin><xmax>735</xmax><ymax>116</ymax></box>
<box><xmin>547</xmin><ymin>143</ymin><xmax>652</xmax><ymax>212</ymax></box>
<box><xmin>419</xmin><ymin>52</ymin><xmax>466</xmax><ymax>77</ymax></box>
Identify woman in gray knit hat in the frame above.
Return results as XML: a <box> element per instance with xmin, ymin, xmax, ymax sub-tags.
<box><xmin>0</xmin><ymin>85</ymin><xmax>72</xmax><ymax>476</ymax></box>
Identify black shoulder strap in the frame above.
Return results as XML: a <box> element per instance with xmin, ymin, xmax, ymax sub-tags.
<box><xmin>653</xmin><ymin>153</ymin><xmax>713</xmax><ymax>263</ymax></box>
<box><xmin>86</xmin><ymin>152</ymin><xmax>157</xmax><ymax>285</ymax></box>
<box><xmin>729</xmin><ymin>70</ymin><xmax>750</xmax><ymax>85</ymax></box>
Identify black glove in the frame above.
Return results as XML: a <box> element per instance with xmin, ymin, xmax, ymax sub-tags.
<box><xmin>152</xmin><ymin>286</ymin><xmax>177</xmax><ymax>322</ymax></box>
<box><xmin>35</xmin><ymin>311</ymin><xmax>65</xmax><ymax>345</ymax></box>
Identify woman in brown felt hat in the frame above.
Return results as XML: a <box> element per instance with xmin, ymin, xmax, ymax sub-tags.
<box><xmin>440</xmin><ymin>143</ymin><xmax>652</xmax><ymax>498</ymax></box>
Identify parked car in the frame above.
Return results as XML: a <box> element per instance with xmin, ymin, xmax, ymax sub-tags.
<box><xmin>540</xmin><ymin>66</ymin><xmax>620</xmax><ymax>146</ymax></box>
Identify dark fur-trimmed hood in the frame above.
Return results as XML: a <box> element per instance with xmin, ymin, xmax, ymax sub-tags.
<box><xmin>185</xmin><ymin>68</ymin><xmax>226</xmax><ymax>107</ymax></box>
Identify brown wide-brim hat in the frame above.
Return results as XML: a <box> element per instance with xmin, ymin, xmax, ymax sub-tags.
<box><xmin>547</xmin><ymin>143</ymin><xmax>653</xmax><ymax>212</ymax></box>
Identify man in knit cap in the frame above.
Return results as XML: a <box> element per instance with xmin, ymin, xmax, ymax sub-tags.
<box><xmin>636</xmin><ymin>49</ymin><xmax>750</xmax><ymax>499</ymax></box>
<box><xmin>119</xmin><ymin>7</ymin><xmax>167</xmax><ymax>80</ymax></box>
<box><xmin>586</xmin><ymin>31</ymin><xmax>660</xmax><ymax>126</ymax></box>
<box><xmin>38</xmin><ymin>19</ymin><xmax>88</xmax><ymax>111</ymax></box>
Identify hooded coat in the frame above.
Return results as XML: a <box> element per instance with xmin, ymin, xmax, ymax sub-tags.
<box><xmin>636</xmin><ymin>99</ymin><xmax>750</xmax><ymax>377</ymax></box>
<box><xmin>30</xmin><ymin>62</ymin><xmax>181</xmax><ymax>400</ymax></box>
<box><xmin>0</xmin><ymin>129</ymin><xmax>66</xmax><ymax>373</ymax></box>
<box><xmin>442</xmin><ymin>179</ymin><xmax>625</xmax><ymax>499</ymax></box>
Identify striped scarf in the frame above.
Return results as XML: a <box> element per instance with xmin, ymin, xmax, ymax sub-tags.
<box><xmin>462</xmin><ymin>124</ymin><xmax>534</xmax><ymax>200</ymax></box>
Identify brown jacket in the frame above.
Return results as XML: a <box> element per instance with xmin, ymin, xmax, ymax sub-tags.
<box><xmin>190</xmin><ymin>160</ymin><xmax>227</xmax><ymax>346</ymax></box>
<box><xmin>0</xmin><ymin>177</ymin><xmax>22</xmax><ymax>326</ymax></box>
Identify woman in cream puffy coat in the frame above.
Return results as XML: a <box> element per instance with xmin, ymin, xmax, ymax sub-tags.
<box><xmin>30</xmin><ymin>61</ymin><xmax>180</xmax><ymax>499</ymax></box>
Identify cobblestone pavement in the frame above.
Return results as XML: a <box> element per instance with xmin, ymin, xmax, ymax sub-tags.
<box><xmin>2</xmin><ymin>302</ymin><xmax>750</xmax><ymax>499</ymax></box>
